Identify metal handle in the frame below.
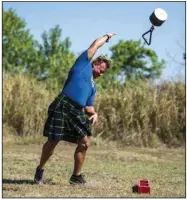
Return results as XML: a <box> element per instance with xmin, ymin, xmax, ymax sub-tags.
<box><xmin>142</xmin><ymin>25</ymin><xmax>155</xmax><ymax>45</ymax></box>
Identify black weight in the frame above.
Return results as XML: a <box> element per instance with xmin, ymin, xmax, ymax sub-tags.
<box><xmin>149</xmin><ymin>11</ymin><xmax>165</xmax><ymax>27</ymax></box>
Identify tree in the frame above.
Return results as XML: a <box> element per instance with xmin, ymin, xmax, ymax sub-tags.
<box><xmin>110</xmin><ymin>40</ymin><xmax>165</xmax><ymax>82</ymax></box>
<box><xmin>35</xmin><ymin>25</ymin><xmax>76</xmax><ymax>89</ymax></box>
<box><xmin>3</xmin><ymin>8</ymin><xmax>38</xmax><ymax>74</ymax></box>
<box><xmin>3</xmin><ymin>8</ymin><xmax>76</xmax><ymax>89</ymax></box>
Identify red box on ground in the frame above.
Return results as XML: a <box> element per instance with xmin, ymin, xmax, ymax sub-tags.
<box><xmin>138</xmin><ymin>179</ymin><xmax>151</xmax><ymax>194</ymax></box>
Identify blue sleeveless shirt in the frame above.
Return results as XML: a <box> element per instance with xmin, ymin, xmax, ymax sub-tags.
<box><xmin>62</xmin><ymin>50</ymin><xmax>96</xmax><ymax>107</ymax></box>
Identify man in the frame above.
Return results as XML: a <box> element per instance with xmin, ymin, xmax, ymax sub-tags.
<box><xmin>34</xmin><ymin>32</ymin><xmax>116</xmax><ymax>185</ymax></box>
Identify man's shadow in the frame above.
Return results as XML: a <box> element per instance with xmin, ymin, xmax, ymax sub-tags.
<box><xmin>3</xmin><ymin>178</ymin><xmax>56</xmax><ymax>185</ymax></box>
<box><xmin>3</xmin><ymin>179</ymin><xmax>34</xmax><ymax>185</ymax></box>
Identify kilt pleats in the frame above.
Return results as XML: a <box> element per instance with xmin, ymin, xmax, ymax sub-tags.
<box><xmin>43</xmin><ymin>94</ymin><xmax>91</xmax><ymax>144</ymax></box>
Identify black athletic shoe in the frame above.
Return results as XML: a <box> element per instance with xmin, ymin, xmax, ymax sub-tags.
<box><xmin>69</xmin><ymin>174</ymin><xmax>87</xmax><ymax>185</ymax></box>
<box><xmin>34</xmin><ymin>166</ymin><xmax>44</xmax><ymax>184</ymax></box>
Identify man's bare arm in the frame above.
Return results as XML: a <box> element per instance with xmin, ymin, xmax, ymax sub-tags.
<box><xmin>85</xmin><ymin>106</ymin><xmax>96</xmax><ymax>115</ymax></box>
<box><xmin>85</xmin><ymin>106</ymin><xmax>98</xmax><ymax>124</ymax></box>
<box><xmin>87</xmin><ymin>32</ymin><xmax>116</xmax><ymax>60</ymax></box>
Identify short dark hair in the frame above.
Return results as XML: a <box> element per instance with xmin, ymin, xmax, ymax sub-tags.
<box><xmin>92</xmin><ymin>55</ymin><xmax>112</xmax><ymax>69</ymax></box>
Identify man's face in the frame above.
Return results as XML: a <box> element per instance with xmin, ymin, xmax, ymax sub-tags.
<box><xmin>92</xmin><ymin>61</ymin><xmax>107</xmax><ymax>79</ymax></box>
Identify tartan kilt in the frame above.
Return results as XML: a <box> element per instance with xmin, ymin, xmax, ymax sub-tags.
<box><xmin>43</xmin><ymin>93</ymin><xmax>92</xmax><ymax>144</ymax></box>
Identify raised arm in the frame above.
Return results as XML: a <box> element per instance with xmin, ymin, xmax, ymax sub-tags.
<box><xmin>88</xmin><ymin>32</ymin><xmax>116</xmax><ymax>60</ymax></box>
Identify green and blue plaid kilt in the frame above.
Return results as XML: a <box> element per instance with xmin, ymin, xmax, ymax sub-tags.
<box><xmin>43</xmin><ymin>93</ymin><xmax>92</xmax><ymax>144</ymax></box>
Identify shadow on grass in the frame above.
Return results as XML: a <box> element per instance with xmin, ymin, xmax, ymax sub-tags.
<box><xmin>3</xmin><ymin>179</ymin><xmax>34</xmax><ymax>185</ymax></box>
<box><xmin>3</xmin><ymin>178</ymin><xmax>57</xmax><ymax>185</ymax></box>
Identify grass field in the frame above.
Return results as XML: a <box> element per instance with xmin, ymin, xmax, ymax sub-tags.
<box><xmin>2</xmin><ymin>140</ymin><xmax>185</xmax><ymax>198</ymax></box>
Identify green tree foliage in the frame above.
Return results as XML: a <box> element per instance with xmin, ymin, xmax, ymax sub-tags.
<box><xmin>110</xmin><ymin>40</ymin><xmax>165</xmax><ymax>82</ymax></box>
<box><xmin>35</xmin><ymin>25</ymin><xmax>76</xmax><ymax>89</ymax></box>
<box><xmin>3</xmin><ymin>8</ymin><xmax>38</xmax><ymax>73</ymax></box>
<box><xmin>3</xmin><ymin>8</ymin><xmax>76</xmax><ymax>89</ymax></box>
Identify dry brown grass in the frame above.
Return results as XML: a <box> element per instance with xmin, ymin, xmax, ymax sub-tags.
<box><xmin>94</xmin><ymin>80</ymin><xmax>185</xmax><ymax>147</ymax></box>
<box><xmin>3</xmin><ymin>75</ymin><xmax>55</xmax><ymax>137</ymax></box>
<box><xmin>3</xmin><ymin>75</ymin><xmax>185</xmax><ymax>147</ymax></box>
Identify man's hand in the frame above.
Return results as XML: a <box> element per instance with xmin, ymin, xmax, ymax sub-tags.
<box><xmin>106</xmin><ymin>32</ymin><xmax>116</xmax><ymax>39</ymax></box>
<box><xmin>106</xmin><ymin>32</ymin><xmax>116</xmax><ymax>42</ymax></box>
<box><xmin>88</xmin><ymin>112</ymin><xmax>98</xmax><ymax>125</ymax></box>
<box><xmin>85</xmin><ymin>106</ymin><xmax>98</xmax><ymax>125</ymax></box>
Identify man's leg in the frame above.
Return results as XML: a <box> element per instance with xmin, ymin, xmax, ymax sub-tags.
<box><xmin>38</xmin><ymin>140</ymin><xmax>59</xmax><ymax>169</ymax></box>
<box><xmin>69</xmin><ymin>136</ymin><xmax>90</xmax><ymax>184</ymax></box>
<box><xmin>73</xmin><ymin>136</ymin><xmax>90</xmax><ymax>176</ymax></box>
<box><xmin>34</xmin><ymin>140</ymin><xmax>59</xmax><ymax>184</ymax></box>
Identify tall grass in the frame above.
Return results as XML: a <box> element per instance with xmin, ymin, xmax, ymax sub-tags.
<box><xmin>3</xmin><ymin>75</ymin><xmax>56</xmax><ymax>137</ymax></box>
<box><xmin>94</xmin><ymin>81</ymin><xmax>185</xmax><ymax>147</ymax></box>
<box><xmin>3</xmin><ymin>75</ymin><xmax>185</xmax><ymax>147</ymax></box>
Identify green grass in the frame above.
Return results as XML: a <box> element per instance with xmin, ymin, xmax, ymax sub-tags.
<box><xmin>2</xmin><ymin>140</ymin><xmax>185</xmax><ymax>198</ymax></box>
